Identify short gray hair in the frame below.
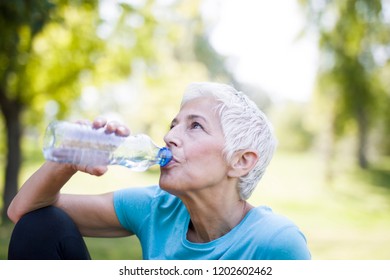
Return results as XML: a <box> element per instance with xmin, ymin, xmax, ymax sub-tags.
<box><xmin>181</xmin><ymin>82</ymin><xmax>277</xmax><ymax>200</ymax></box>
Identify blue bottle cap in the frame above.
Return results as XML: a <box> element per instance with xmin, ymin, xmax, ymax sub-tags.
<box><xmin>158</xmin><ymin>147</ymin><xmax>173</xmax><ymax>167</ymax></box>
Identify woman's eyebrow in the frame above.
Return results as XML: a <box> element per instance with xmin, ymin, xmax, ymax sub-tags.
<box><xmin>187</xmin><ymin>114</ymin><xmax>207</xmax><ymax>123</ymax></box>
<box><xmin>170</xmin><ymin>114</ymin><xmax>208</xmax><ymax>126</ymax></box>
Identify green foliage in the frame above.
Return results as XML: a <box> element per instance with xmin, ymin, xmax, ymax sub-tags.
<box><xmin>271</xmin><ymin>102</ymin><xmax>315</xmax><ymax>152</ymax></box>
<box><xmin>1</xmin><ymin>0</ymin><xmax>233</xmax><ymax>132</ymax></box>
<box><xmin>68</xmin><ymin>0</ymin><xmax>235</xmax><ymax>140</ymax></box>
<box><xmin>298</xmin><ymin>0</ymin><xmax>390</xmax><ymax>167</ymax></box>
<box><xmin>27</xmin><ymin>5</ymin><xmax>105</xmax><ymax>123</ymax></box>
<box><xmin>0</xmin><ymin>0</ymin><xmax>105</xmax><ymax>128</ymax></box>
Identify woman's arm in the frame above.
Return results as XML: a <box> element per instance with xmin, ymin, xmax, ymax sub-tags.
<box><xmin>7</xmin><ymin>118</ymin><xmax>132</xmax><ymax>237</ymax></box>
<box><xmin>7</xmin><ymin>161</ymin><xmax>130</xmax><ymax>237</ymax></box>
<box><xmin>7</xmin><ymin>161</ymin><xmax>79</xmax><ymax>223</ymax></box>
<box><xmin>56</xmin><ymin>192</ymin><xmax>131</xmax><ymax>237</ymax></box>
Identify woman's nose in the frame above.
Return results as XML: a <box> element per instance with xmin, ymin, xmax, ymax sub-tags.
<box><xmin>164</xmin><ymin>126</ymin><xmax>181</xmax><ymax>147</ymax></box>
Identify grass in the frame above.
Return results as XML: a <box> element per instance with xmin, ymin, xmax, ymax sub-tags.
<box><xmin>1</xmin><ymin>150</ymin><xmax>390</xmax><ymax>259</ymax></box>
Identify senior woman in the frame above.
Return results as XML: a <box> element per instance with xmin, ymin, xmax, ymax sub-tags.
<box><xmin>7</xmin><ymin>82</ymin><xmax>311</xmax><ymax>260</ymax></box>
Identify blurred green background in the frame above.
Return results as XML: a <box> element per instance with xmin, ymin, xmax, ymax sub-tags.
<box><xmin>1</xmin><ymin>0</ymin><xmax>389</xmax><ymax>260</ymax></box>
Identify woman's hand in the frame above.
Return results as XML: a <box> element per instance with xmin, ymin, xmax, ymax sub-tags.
<box><xmin>68</xmin><ymin>117</ymin><xmax>131</xmax><ymax>176</ymax></box>
<box><xmin>92</xmin><ymin>117</ymin><xmax>131</xmax><ymax>137</ymax></box>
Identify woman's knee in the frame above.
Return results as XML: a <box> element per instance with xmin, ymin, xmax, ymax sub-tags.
<box><xmin>11</xmin><ymin>206</ymin><xmax>76</xmax><ymax>238</ymax></box>
<box><xmin>8</xmin><ymin>206</ymin><xmax>90</xmax><ymax>260</ymax></box>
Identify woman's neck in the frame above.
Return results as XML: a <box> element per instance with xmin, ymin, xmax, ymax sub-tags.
<box><xmin>182</xmin><ymin>193</ymin><xmax>253</xmax><ymax>243</ymax></box>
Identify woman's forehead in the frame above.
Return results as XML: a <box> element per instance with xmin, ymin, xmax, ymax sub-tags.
<box><xmin>178</xmin><ymin>97</ymin><xmax>219</xmax><ymax>117</ymax></box>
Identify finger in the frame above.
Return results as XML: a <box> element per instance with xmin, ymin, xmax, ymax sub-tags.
<box><xmin>78</xmin><ymin>164</ymin><xmax>107</xmax><ymax>176</ymax></box>
<box><xmin>105</xmin><ymin>121</ymin><xmax>120</xmax><ymax>134</ymax></box>
<box><xmin>86</xmin><ymin>165</ymin><xmax>108</xmax><ymax>176</ymax></box>
<box><xmin>93</xmin><ymin>117</ymin><xmax>107</xmax><ymax>129</ymax></box>
<box><xmin>116</xmin><ymin>125</ymin><xmax>130</xmax><ymax>137</ymax></box>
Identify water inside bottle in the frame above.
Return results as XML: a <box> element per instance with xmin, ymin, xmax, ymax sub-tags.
<box><xmin>44</xmin><ymin>147</ymin><xmax>111</xmax><ymax>166</ymax></box>
<box><xmin>43</xmin><ymin>121</ymin><xmax>123</xmax><ymax>166</ymax></box>
<box><xmin>113</xmin><ymin>157</ymin><xmax>153</xmax><ymax>172</ymax></box>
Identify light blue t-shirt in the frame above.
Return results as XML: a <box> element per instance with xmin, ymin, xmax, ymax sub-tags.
<box><xmin>113</xmin><ymin>186</ymin><xmax>311</xmax><ymax>260</ymax></box>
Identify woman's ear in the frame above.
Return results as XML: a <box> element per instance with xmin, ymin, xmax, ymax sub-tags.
<box><xmin>227</xmin><ymin>150</ymin><xmax>259</xmax><ymax>178</ymax></box>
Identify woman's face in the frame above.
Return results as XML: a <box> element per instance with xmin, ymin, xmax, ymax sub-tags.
<box><xmin>159</xmin><ymin>97</ymin><xmax>230</xmax><ymax>196</ymax></box>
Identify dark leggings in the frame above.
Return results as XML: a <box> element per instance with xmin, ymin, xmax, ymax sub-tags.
<box><xmin>8</xmin><ymin>206</ymin><xmax>91</xmax><ymax>260</ymax></box>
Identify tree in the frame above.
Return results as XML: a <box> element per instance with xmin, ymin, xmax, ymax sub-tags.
<box><xmin>298</xmin><ymin>0</ymin><xmax>390</xmax><ymax>169</ymax></box>
<box><xmin>0</xmin><ymin>0</ymin><xmax>58</xmax><ymax>222</ymax></box>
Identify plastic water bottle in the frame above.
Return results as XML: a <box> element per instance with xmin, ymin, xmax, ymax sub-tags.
<box><xmin>42</xmin><ymin>121</ymin><xmax>172</xmax><ymax>171</ymax></box>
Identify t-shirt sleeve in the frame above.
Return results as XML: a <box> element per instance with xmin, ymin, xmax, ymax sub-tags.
<box><xmin>265</xmin><ymin>225</ymin><xmax>311</xmax><ymax>260</ymax></box>
<box><xmin>113</xmin><ymin>186</ymin><xmax>158</xmax><ymax>235</ymax></box>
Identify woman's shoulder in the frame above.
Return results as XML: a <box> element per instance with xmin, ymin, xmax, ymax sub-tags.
<box><xmin>247</xmin><ymin>206</ymin><xmax>311</xmax><ymax>259</ymax></box>
<box><xmin>245</xmin><ymin>206</ymin><xmax>305</xmax><ymax>244</ymax></box>
<box><xmin>250</xmin><ymin>206</ymin><xmax>296</xmax><ymax>226</ymax></box>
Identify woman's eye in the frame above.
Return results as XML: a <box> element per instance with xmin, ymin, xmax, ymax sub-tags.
<box><xmin>169</xmin><ymin>122</ymin><xmax>176</xmax><ymax>130</ymax></box>
<box><xmin>191</xmin><ymin>122</ymin><xmax>203</xmax><ymax>129</ymax></box>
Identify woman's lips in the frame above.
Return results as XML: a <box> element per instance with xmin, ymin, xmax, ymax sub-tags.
<box><xmin>163</xmin><ymin>155</ymin><xmax>180</xmax><ymax>168</ymax></box>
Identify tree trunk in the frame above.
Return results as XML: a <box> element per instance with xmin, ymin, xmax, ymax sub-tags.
<box><xmin>0</xmin><ymin>89</ymin><xmax>22</xmax><ymax>223</ymax></box>
<box><xmin>323</xmin><ymin>110</ymin><xmax>336</xmax><ymax>185</ymax></box>
<box><xmin>356</xmin><ymin>107</ymin><xmax>369</xmax><ymax>169</ymax></box>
